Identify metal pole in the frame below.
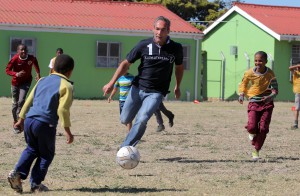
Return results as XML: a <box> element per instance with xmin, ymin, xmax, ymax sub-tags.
<box><xmin>220</xmin><ymin>52</ymin><xmax>225</xmax><ymax>101</ymax></box>
<box><xmin>244</xmin><ymin>52</ymin><xmax>250</xmax><ymax>69</ymax></box>
<box><xmin>268</xmin><ymin>53</ymin><xmax>274</xmax><ymax>70</ymax></box>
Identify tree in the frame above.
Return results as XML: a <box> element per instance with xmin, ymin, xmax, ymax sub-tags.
<box><xmin>112</xmin><ymin>0</ymin><xmax>244</xmax><ymax>29</ymax></box>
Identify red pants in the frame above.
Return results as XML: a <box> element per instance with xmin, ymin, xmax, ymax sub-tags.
<box><xmin>246</xmin><ymin>101</ymin><xmax>274</xmax><ymax>151</ymax></box>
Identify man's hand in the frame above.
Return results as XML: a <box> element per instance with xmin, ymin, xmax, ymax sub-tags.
<box><xmin>102</xmin><ymin>83</ymin><xmax>113</xmax><ymax>96</ymax></box>
<box><xmin>174</xmin><ymin>87</ymin><xmax>181</xmax><ymax>99</ymax></box>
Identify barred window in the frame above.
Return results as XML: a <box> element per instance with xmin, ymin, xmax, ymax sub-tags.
<box><xmin>10</xmin><ymin>37</ymin><xmax>36</xmax><ymax>59</ymax></box>
<box><xmin>292</xmin><ymin>45</ymin><xmax>300</xmax><ymax>64</ymax></box>
<box><xmin>96</xmin><ymin>41</ymin><xmax>121</xmax><ymax>68</ymax></box>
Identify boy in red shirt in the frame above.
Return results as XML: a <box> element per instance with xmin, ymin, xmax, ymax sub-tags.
<box><xmin>6</xmin><ymin>44</ymin><xmax>40</xmax><ymax>133</ymax></box>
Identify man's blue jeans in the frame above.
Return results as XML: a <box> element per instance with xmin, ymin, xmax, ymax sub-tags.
<box><xmin>120</xmin><ymin>85</ymin><xmax>163</xmax><ymax>147</ymax></box>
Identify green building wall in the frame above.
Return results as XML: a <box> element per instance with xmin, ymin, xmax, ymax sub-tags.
<box><xmin>203</xmin><ymin>12</ymin><xmax>295</xmax><ymax>101</ymax></box>
<box><xmin>1</xmin><ymin>30</ymin><xmax>202</xmax><ymax>101</ymax></box>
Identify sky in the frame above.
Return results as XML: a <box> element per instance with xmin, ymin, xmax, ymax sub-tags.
<box><xmin>208</xmin><ymin>0</ymin><xmax>300</xmax><ymax>7</ymax></box>
<box><xmin>240</xmin><ymin>0</ymin><xmax>300</xmax><ymax>7</ymax></box>
<box><xmin>209</xmin><ymin>0</ymin><xmax>300</xmax><ymax>7</ymax></box>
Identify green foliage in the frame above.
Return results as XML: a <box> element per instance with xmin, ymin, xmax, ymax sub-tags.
<box><xmin>114</xmin><ymin>0</ymin><xmax>242</xmax><ymax>30</ymax></box>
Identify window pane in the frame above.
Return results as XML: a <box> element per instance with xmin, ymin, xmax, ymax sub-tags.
<box><xmin>292</xmin><ymin>45</ymin><xmax>300</xmax><ymax>64</ymax></box>
<box><xmin>98</xmin><ymin>43</ymin><xmax>107</xmax><ymax>56</ymax></box>
<box><xmin>110</xmin><ymin>43</ymin><xmax>119</xmax><ymax>57</ymax></box>
<box><xmin>11</xmin><ymin>39</ymin><xmax>22</xmax><ymax>53</ymax></box>
<box><xmin>183</xmin><ymin>46</ymin><xmax>188</xmax><ymax>57</ymax></box>
<box><xmin>109</xmin><ymin>57</ymin><xmax>119</xmax><ymax>68</ymax></box>
<box><xmin>24</xmin><ymin>39</ymin><xmax>34</xmax><ymax>54</ymax></box>
<box><xmin>97</xmin><ymin>57</ymin><xmax>108</xmax><ymax>67</ymax></box>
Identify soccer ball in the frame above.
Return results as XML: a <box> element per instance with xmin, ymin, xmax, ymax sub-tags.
<box><xmin>116</xmin><ymin>146</ymin><xmax>140</xmax><ymax>169</ymax></box>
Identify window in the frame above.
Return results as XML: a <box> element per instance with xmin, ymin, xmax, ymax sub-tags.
<box><xmin>10</xmin><ymin>37</ymin><xmax>36</xmax><ymax>59</ymax></box>
<box><xmin>291</xmin><ymin>45</ymin><xmax>300</xmax><ymax>64</ymax></box>
<box><xmin>96</xmin><ymin>41</ymin><xmax>121</xmax><ymax>68</ymax></box>
<box><xmin>182</xmin><ymin>45</ymin><xmax>190</xmax><ymax>70</ymax></box>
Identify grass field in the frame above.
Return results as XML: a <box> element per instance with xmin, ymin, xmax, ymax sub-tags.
<box><xmin>1</xmin><ymin>97</ymin><xmax>300</xmax><ymax>196</ymax></box>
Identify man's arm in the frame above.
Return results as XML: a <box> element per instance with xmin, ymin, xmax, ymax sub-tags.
<box><xmin>102</xmin><ymin>60</ymin><xmax>131</xmax><ymax>96</ymax></box>
<box><xmin>174</xmin><ymin>64</ymin><xmax>184</xmax><ymax>99</ymax></box>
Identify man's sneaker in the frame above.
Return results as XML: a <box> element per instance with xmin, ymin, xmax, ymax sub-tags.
<box><xmin>252</xmin><ymin>150</ymin><xmax>260</xmax><ymax>161</ymax></box>
<box><xmin>31</xmin><ymin>184</ymin><xmax>49</xmax><ymax>193</ymax></box>
<box><xmin>248</xmin><ymin>134</ymin><xmax>256</xmax><ymax>141</ymax></box>
<box><xmin>168</xmin><ymin>114</ymin><xmax>174</xmax><ymax>127</ymax></box>
<box><xmin>291</xmin><ymin>124</ymin><xmax>298</xmax><ymax>130</ymax></box>
<box><xmin>156</xmin><ymin>124</ymin><xmax>165</xmax><ymax>132</ymax></box>
<box><xmin>8</xmin><ymin>170</ymin><xmax>22</xmax><ymax>193</ymax></box>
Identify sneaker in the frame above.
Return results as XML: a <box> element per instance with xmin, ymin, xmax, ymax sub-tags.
<box><xmin>168</xmin><ymin>114</ymin><xmax>174</xmax><ymax>127</ymax></box>
<box><xmin>248</xmin><ymin>134</ymin><xmax>256</xmax><ymax>141</ymax></box>
<box><xmin>291</xmin><ymin>125</ymin><xmax>298</xmax><ymax>130</ymax></box>
<box><xmin>8</xmin><ymin>170</ymin><xmax>22</xmax><ymax>193</ymax></box>
<box><xmin>31</xmin><ymin>183</ymin><xmax>49</xmax><ymax>193</ymax></box>
<box><xmin>156</xmin><ymin>124</ymin><xmax>165</xmax><ymax>132</ymax></box>
<box><xmin>252</xmin><ymin>150</ymin><xmax>260</xmax><ymax>161</ymax></box>
<box><xmin>13</xmin><ymin>126</ymin><xmax>22</xmax><ymax>134</ymax></box>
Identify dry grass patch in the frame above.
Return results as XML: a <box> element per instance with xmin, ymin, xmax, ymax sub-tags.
<box><xmin>0</xmin><ymin>97</ymin><xmax>300</xmax><ymax>195</ymax></box>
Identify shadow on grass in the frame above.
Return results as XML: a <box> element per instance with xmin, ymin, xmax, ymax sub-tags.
<box><xmin>158</xmin><ymin>156</ymin><xmax>300</xmax><ymax>163</ymax></box>
<box><xmin>71</xmin><ymin>186</ymin><xmax>187</xmax><ymax>193</ymax></box>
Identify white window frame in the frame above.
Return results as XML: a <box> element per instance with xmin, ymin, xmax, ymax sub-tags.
<box><xmin>10</xmin><ymin>37</ymin><xmax>36</xmax><ymax>59</ymax></box>
<box><xmin>291</xmin><ymin>44</ymin><xmax>300</xmax><ymax>64</ymax></box>
<box><xmin>96</xmin><ymin>41</ymin><xmax>121</xmax><ymax>68</ymax></box>
<box><xmin>182</xmin><ymin>45</ymin><xmax>190</xmax><ymax>70</ymax></box>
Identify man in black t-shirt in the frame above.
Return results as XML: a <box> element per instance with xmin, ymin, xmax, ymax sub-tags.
<box><xmin>103</xmin><ymin>16</ymin><xmax>184</xmax><ymax>147</ymax></box>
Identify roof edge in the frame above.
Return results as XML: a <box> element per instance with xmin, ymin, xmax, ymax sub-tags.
<box><xmin>203</xmin><ymin>5</ymin><xmax>281</xmax><ymax>40</ymax></box>
<box><xmin>0</xmin><ymin>24</ymin><xmax>203</xmax><ymax>39</ymax></box>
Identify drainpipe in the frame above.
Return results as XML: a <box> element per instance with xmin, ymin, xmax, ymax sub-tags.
<box><xmin>268</xmin><ymin>53</ymin><xmax>274</xmax><ymax>70</ymax></box>
<box><xmin>290</xmin><ymin>58</ymin><xmax>293</xmax><ymax>82</ymax></box>
<box><xmin>220</xmin><ymin>51</ymin><xmax>225</xmax><ymax>101</ymax></box>
<box><xmin>244</xmin><ymin>52</ymin><xmax>250</xmax><ymax>69</ymax></box>
<box><xmin>194</xmin><ymin>38</ymin><xmax>200</xmax><ymax>101</ymax></box>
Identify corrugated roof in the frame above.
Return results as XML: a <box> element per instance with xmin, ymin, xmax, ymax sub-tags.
<box><xmin>0</xmin><ymin>0</ymin><xmax>202</xmax><ymax>35</ymax></box>
<box><xmin>204</xmin><ymin>3</ymin><xmax>300</xmax><ymax>41</ymax></box>
<box><xmin>235</xmin><ymin>3</ymin><xmax>300</xmax><ymax>36</ymax></box>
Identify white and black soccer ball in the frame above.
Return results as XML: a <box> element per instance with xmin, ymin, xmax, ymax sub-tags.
<box><xmin>116</xmin><ymin>146</ymin><xmax>140</xmax><ymax>169</ymax></box>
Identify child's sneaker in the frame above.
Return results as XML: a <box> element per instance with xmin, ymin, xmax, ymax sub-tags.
<box><xmin>291</xmin><ymin>124</ymin><xmax>298</xmax><ymax>130</ymax></box>
<box><xmin>168</xmin><ymin>113</ymin><xmax>174</xmax><ymax>127</ymax></box>
<box><xmin>156</xmin><ymin>124</ymin><xmax>165</xmax><ymax>132</ymax></box>
<box><xmin>13</xmin><ymin>127</ymin><xmax>22</xmax><ymax>134</ymax></box>
<box><xmin>252</xmin><ymin>150</ymin><xmax>260</xmax><ymax>161</ymax></box>
<box><xmin>8</xmin><ymin>170</ymin><xmax>22</xmax><ymax>193</ymax></box>
<box><xmin>31</xmin><ymin>183</ymin><xmax>49</xmax><ymax>193</ymax></box>
<box><xmin>248</xmin><ymin>133</ymin><xmax>256</xmax><ymax>141</ymax></box>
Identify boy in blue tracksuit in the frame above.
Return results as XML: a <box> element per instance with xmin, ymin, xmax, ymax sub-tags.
<box><xmin>8</xmin><ymin>54</ymin><xmax>75</xmax><ymax>193</ymax></box>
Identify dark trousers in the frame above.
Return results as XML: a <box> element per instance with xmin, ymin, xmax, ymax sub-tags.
<box><xmin>154</xmin><ymin>102</ymin><xmax>173</xmax><ymax>125</ymax></box>
<box><xmin>11</xmin><ymin>83</ymin><xmax>30</xmax><ymax>122</ymax></box>
<box><xmin>15</xmin><ymin>117</ymin><xmax>56</xmax><ymax>187</ymax></box>
<box><xmin>246</xmin><ymin>101</ymin><xmax>274</xmax><ymax>151</ymax></box>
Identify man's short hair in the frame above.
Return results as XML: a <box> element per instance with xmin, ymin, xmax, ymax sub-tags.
<box><xmin>154</xmin><ymin>16</ymin><xmax>171</xmax><ymax>30</ymax></box>
<box><xmin>54</xmin><ymin>54</ymin><xmax>74</xmax><ymax>74</ymax></box>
